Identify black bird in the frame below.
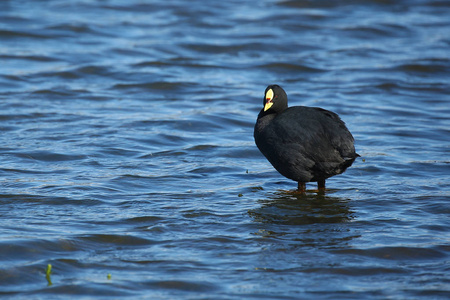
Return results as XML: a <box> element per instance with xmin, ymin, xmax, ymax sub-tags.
<box><xmin>254</xmin><ymin>85</ymin><xmax>358</xmax><ymax>192</ymax></box>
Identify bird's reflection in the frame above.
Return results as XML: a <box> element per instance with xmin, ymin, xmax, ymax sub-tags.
<box><xmin>248</xmin><ymin>189</ymin><xmax>359</xmax><ymax>249</ymax></box>
<box><xmin>248</xmin><ymin>189</ymin><xmax>354</xmax><ymax>226</ymax></box>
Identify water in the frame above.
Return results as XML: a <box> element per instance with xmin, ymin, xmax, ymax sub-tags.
<box><xmin>1</xmin><ymin>0</ymin><xmax>449</xmax><ymax>298</ymax></box>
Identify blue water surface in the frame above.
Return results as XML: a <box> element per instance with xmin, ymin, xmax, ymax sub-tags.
<box><xmin>0</xmin><ymin>0</ymin><xmax>449</xmax><ymax>298</ymax></box>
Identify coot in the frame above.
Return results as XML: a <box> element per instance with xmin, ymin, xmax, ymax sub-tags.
<box><xmin>254</xmin><ymin>85</ymin><xmax>358</xmax><ymax>191</ymax></box>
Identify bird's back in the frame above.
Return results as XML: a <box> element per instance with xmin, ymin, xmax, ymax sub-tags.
<box><xmin>255</xmin><ymin>106</ymin><xmax>357</xmax><ymax>182</ymax></box>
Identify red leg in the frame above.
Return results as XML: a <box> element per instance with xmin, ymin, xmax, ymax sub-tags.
<box><xmin>317</xmin><ymin>179</ymin><xmax>325</xmax><ymax>190</ymax></box>
<box><xmin>297</xmin><ymin>182</ymin><xmax>306</xmax><ymax>192</ymax></box>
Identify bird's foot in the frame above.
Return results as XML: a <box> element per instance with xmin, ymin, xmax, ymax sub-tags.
<box><xmin>317</xmin><ymin>179</ymin><xmax>325</xmax><ymax>190</ymax></box>
<box><xmin>297</xmin><ymin>182</ymin><xmax>306</xmax><ymax>193</ymax></box>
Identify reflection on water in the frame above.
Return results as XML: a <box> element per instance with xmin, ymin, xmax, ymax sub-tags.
<box><xmin>249</xmin><ymin>190</ymin><xmax>354</xmax><ymax>225</ymax></box>
<box><xmin>248</xmin><ymin>190</ymin><xmax>359</xmax><ymax>250</ymax></box>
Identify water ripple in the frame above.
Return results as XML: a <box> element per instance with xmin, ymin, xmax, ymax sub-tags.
<box><xmin>0</xmin><ymin>0</ymin><xmax>449</xmax><ymax>298</ymax></box>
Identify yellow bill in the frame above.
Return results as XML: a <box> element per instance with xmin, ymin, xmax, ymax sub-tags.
<box><xmin>264</xmin><ymin>89</ymin><xmax>274</xmax><ymax>111</ymax></box>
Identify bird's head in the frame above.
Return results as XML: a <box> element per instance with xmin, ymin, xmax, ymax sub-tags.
<box><xmin>263</xmin><ymin>84</ymin><xmax>288</xmax><ymax>113</ymax></box>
